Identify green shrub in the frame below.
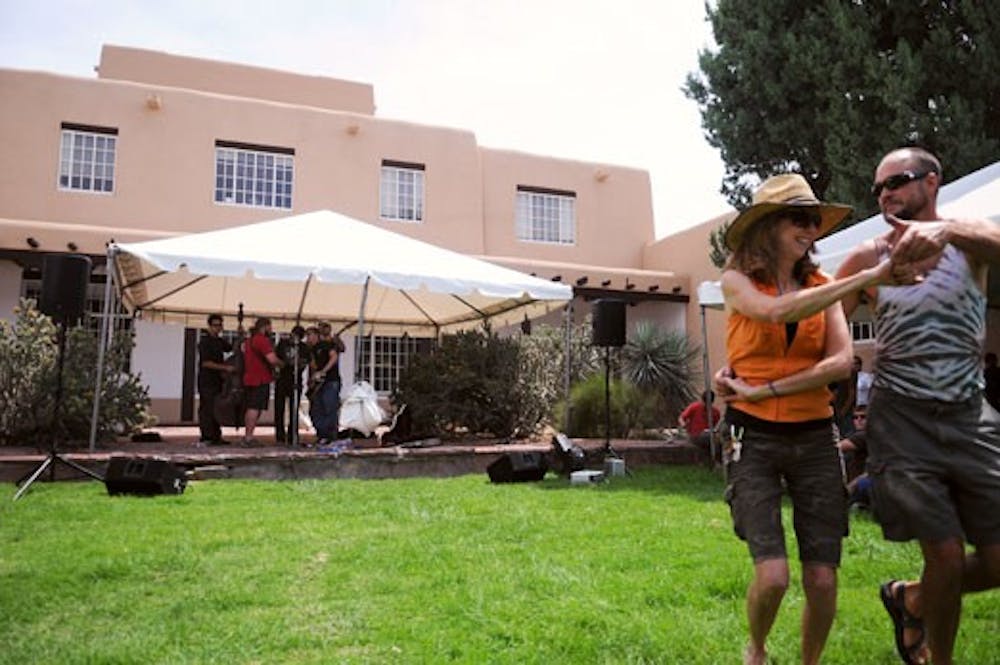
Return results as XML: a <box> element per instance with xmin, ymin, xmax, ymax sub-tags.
<box><xmin>515</xmin><ymin>318</ymin><xmax>601</xmax><ymax>428</ymax></box>
<box><xmin>0</xmin><ymin>299</ymin><xmax>153</xmax><ymax>447</ymax></box>
<box><xmin>563</xmin><ymin>372</ymin><xmax>658</xmax><ymax>438</ymax></box>
<box><xmin>396</xmin><ymin>326</ymin><xmax>524</xmax><ymax>439</ymax></box>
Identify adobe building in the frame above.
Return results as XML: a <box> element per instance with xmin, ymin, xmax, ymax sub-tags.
<box><xmin>0</xmin><ymin>45</ymin><xmax>717</xmax><ymax>424</ymax></box>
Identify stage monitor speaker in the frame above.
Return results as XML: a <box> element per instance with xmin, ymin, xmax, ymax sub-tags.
<box><xmin>105</xmin><ymin>456</ymin><xmax>187</xmax><ymax>496</ymax></box>
<box><xmin>487</xmin><ymin>451</ymin><xmax>549</xmax><ymax>483</ymax></box>
<box><xmin>592</xmin><ymin>298</ymin><xmax>626</xmax><ymax>347</ymax></box>
<box><xmin>40</xmin><ymin>253</ymin><xmax>91</xmax><ymax>325</ymax></box>
<box><xmin>551</xmin><ymin>432</ymin><xmax>586</xmax><ymax>475</ymax></box>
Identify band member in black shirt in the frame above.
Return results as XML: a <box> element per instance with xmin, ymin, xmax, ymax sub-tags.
<box><xmin>197</xmin><ymin>313</ymin><xmax>234</xmax><ymax>444</ymax></box>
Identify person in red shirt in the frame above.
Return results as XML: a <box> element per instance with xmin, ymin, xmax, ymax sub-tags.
<box><xmin>242</xmin><ymin>317</ymin><xmax>282</xmax><ymax>446</ymax></box>
<box><xmin>679</xmin><ymin>391</ymin><xmax>721</xmax><ymax>458</ymax></box>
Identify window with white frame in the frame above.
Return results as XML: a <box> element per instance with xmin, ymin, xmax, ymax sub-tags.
<box><xmin>214</xmin><ymin>141</ymin><xmax>294</xmax><ymax>209</ymax></box>
<box><xmin>851</xmin><ymin>320</ymin><xmax>875</xmax><ymax>344</ymax></box>
<box><xmin>516</xmin><ymin>186</ymin><xmax>576</xmax><ymax>244</ymax></box>
<box><xmin>357</xmin><ymin>334</ymin><xmax>436</xmax><ymax>393</ymax></box>
<box><xmin>58</xmin><ymin>123</ymin><xmax>117</xmax><ymax>193</ymax></box>
<box><xmin>380</xmin><ymin>160</ymin><xmax>425</xmax><ymax>222</ymax></box>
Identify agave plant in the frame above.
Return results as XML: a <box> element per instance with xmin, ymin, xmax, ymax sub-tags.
<box><xmin>620</xmin><ymin>321</ymin><xmax>700</xmax><ymax>423</ymax></box>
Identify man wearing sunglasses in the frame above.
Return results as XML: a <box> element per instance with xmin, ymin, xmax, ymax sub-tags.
<box><xmin>836</xmin><ymin>147</ymin><xmax>1000</xmax><ymax>665</ymax></box>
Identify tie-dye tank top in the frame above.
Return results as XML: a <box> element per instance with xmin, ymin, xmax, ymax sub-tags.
<box><xmin>874</xmin><ymin>245</ymin><xmax>985</xmax><ymax>401</ymax></box>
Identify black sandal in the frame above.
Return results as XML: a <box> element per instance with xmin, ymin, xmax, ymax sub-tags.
<box><xmin>879</xmin><ymin>580</ymin><xmax>927</xmax><ymax>664</ymax></box>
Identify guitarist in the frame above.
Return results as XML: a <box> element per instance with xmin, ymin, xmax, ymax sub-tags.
<box><xmin>308</xmin><ymin>322</ymin><xmax>344</xmax><ymax>446</ymax></box>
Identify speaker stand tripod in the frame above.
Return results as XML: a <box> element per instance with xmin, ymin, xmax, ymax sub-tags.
<box><xmin>601</xmin><ymin>346</ymin><xmax>628</xmax><ymax>477</ymax></box>
<box><xmin>14</xmin><ymin>319</ymin><xmax>104</xmax><ymax>501</ymax></box>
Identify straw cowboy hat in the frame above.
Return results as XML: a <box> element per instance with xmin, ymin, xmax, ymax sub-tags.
<box><xmin>724</xmin><ymin>173</ymin><xmax>852</xmax><ymax>250</ymax></box>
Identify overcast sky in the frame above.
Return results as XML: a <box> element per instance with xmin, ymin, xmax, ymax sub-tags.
<box><xmin>0</xmin><ymin>0</ymin><xmax>732</xmax><ymax>238</ymax></box>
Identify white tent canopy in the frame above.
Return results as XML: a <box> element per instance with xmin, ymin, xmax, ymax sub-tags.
<box><xmin>89</xmin><ymin>209</ymin><xmax>573</xmax><ymax>449</ymax></box>
<box><xmin>110</xmin><ymin>209</ymin><xmax>573</xmax><ymax>334</ymax></box>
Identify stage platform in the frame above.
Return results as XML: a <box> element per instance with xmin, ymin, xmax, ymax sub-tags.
<box><xmin>0</xmin><ymin>426</ymin><xmax>703</xmax><ymax>485</ymax></box>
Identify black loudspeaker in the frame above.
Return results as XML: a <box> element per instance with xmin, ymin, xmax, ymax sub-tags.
<box><xmin>105</xmin><ymin>456</ymin><xmax>187</xmax><ymax>496</ymax></box>
<box><xmin>487</xmin><ymin>451</ymin><xmax>549</xmax><ymax>483</ymax></box>
<box><xmin>40</xmin><ymin>254</ymin><xmax>91</xmax><ymax>325</ymax></box>
<box><xmin>592</xmin><ymin>298</ymin><xmax>626</xmax><ymax>347</ymax></box>
<box><xmin>551</xmin><ymin>433</ymin><xmax>586</xmax><ymax>475</ymax></box>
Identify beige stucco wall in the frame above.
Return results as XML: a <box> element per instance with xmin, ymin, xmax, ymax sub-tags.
<box><xmin>0</xmin><ymin>66</ymin><xmax>656</xmax><ymax>262</ymax></box>
<box><xmin>98</xmin><ymin>45</ymin><xmax>375</xmax><ymax>115</ymax></box>
<box><xmin>643</xmin><ymin>211</ymin><xmax>732</xmax><ymax>378</ymax></box>
<box><xmin>0</xmin><ymin>69</ymin><xmax>490</xmax><ymax>255</ymax></box>
<box><xmin>482</xmin><ymin>149</ymin><xmax>654</xmax><ymax>268</ymax></box>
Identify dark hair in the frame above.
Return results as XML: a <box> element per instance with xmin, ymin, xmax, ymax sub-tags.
<box><xmin>253</xmin><ymin>317</ymin><xmax>272</xmax><ymax>334</ymax></box>
<box><xmin>207</xmin><ymin>313</ymin><xmax>223</xmax><ymax>326</ymax></box>
<box><xmin>291</xmin><ymin>325</ymin><xmax>306</xmax><ymax>338</ymax></box>
<box><xmin>724</xmin><ymin>212</ymin><xmax>819</xmax><ymax>286</ymax></box>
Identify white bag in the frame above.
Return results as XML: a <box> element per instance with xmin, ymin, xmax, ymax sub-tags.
<box><xmin>338</xmin><ymin>381</ymin><xmax>386</xmax><ymax>436</ymax></box>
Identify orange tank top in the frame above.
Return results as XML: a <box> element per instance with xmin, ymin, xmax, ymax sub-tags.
<box><xmin>726</xmin><ymin>272</ymin><xmax>834</xmax><ymax>423</ymax></box>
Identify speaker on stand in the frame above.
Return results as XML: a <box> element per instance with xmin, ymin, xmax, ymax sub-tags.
<box><xmin>591</xmin><ymin>299</ymin><xmax>628</xmax><ymax>476</ymax></box>
<box><xmin>14</xmin><ymin>254</ymin><xmax>105</xmax><ymax>500</ymax></box>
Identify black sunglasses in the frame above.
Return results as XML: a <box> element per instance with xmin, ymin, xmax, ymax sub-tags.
<box><xmin>871</xmin><ymin>170</ymin><xmax>932</xmax><ymax>197</ymax></box>
<box><xmin>785</xmin><ymin>210</ymin><xmax>822</xmax><ymax>229</ymax></box>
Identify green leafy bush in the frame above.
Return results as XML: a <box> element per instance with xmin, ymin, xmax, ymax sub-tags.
<box><xmin>396</xmin><ymin>326</ymin><xmax>524</xmax><ymax>439</ymax></box>
<box><xmin>514</xmin><ymin>318</ymin><xmax>601</xmax><ymax>429</ymax></box>
<box><xmin>563</xmin><ymin>372</ymin><xmax>658</xmax><ymax>438</ymax></box>
<box><xmin>0</xmin><ymin>299</ymin><xmax>153</xmax><ymax>447</ymax></box>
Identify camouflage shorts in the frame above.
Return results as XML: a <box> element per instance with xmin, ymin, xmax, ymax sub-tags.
<box><xmin>723</xmin><ymin>421</ymin><xmax>847</xmax><ymax>565</ymax></box>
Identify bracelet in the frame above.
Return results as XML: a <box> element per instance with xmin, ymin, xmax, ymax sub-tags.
<box><xmin>768</xmin><ymin>381</ymin><xmax>779</xmax><ymax>397</ymax></box>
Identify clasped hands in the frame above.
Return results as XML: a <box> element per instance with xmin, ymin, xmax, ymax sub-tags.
<box><xmin>878</xmin><ymin>214</ymin><xmax>952</xmax><ymax>286</ymax></box>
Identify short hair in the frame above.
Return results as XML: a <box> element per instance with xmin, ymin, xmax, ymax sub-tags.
<box><xmin>207</xmin><ymin>313</ymin><xmax>223</xmax><ymax>326</ymax></box>
<box><xmin>253</xmin><ymin>317</ymin><xmax>272</xmax><ymax>333</ymax></box>
<box><xmin>291</xmin><ymin>325</ymin><xmax>306</xmax><ymax>338</ymax></box>
<box><xmin>318</xmin><ymin>321</ymin><xmax>332</xmax><ymax>333</ymax></box>
<box><xmin>887</xmin><ymin>146</ymin><xmax>942</xmax><ymax>180</ymax></box>
<box><xmin>305</xmin><ymin>326</ymin><xmax>319</xmax><ymax>337</ymax></box>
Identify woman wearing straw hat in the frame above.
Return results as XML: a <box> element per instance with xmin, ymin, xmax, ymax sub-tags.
<box><xmin>716</xmin><ymin>173</ymin><xmax>898</xmax><ymax>665</ymax></box>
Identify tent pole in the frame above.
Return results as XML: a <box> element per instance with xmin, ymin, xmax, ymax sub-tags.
<box><xmin>295</xmin><ymin>273</ymin><xmax>313</xmax><ymax>323</ymax></box>
<box><xmin>563</xmin><ymin>297</ymin><xmax>573</xmax><ymax>430</ymax></box>
<box><xmin>700</xmin><ymin>304</ymin><xmax>718</xmax><ymax>471</ymax></box>
<box><xmin>355</xmin><ymin>276</ymin><xmax>370</xmax><ymax>384</ymax></box>
<box><xmin>89</xmin><ymin>246</ymin><xmax>117</xmax><ymax>452</ymax></box>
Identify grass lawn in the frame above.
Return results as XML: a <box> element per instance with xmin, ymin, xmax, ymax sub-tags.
<box><xmin>1</xmin><ymin>466</ymin><xmax>996</xmax><ymax>664</ymax></box>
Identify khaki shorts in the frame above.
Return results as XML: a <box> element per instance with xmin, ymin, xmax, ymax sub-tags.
<box><xmin>866</xmin><ymin>390</ymin><xmax>1000</xmax><ymax>546</ymax></box>
<box><xmin>724</xmin><ymin>421</ymin><xmax>847</xmax><ymax>565</ymax></box>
